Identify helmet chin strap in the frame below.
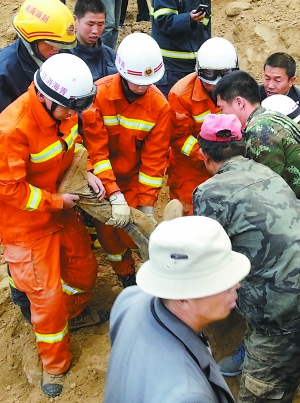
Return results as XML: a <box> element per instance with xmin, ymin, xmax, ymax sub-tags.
<box><xmin>31</xmin><ymin>41</ymin><xmax>47</xmax><ymax>63</ymax></box>
<box><xmin>42</xmin><ymin>100</ymin><xmax>60</xmax><ymax>121</ymax></box>
<box><xmin>121</xmin><ymin>78</ymin><xmax>145</xmax><ymax>103</ymax></box>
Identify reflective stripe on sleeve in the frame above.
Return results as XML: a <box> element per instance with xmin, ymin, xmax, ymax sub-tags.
<box><xmin>74</xmin><ymin>143</ymin><xmax>85</xmax><ymax>152</ymax></box>
<box><xmin>139</xmin><ymin>171</ymin><xmax>163</xmax><ymax>187</ymax></box>
<box><xmin>202</xmin><ymin>17</ymin><xmax>210</xmax><ymax>26</ymax></box>
<box><xmin>181</xmin><ymin>135</ymin><xmax>198</xmax><ymax>156</ymax></box>
<box><xmin>23</xmin><ymin>184</ymin><xmax>42</xmax><ymax>211</ymax></box>
<box><xmin>93</xmin><ymin>159</ymin><xmax>112</xmax><ymax>175</ymax></box>
<box><xmin>153</xmin><ymin>8</ymin><xmax>178</xmax><ymax>18</ymax></box>
<box><xmin>193</xmin><ymin>110</ymin><xmax>211</xmax><ymax>124</ymax></box>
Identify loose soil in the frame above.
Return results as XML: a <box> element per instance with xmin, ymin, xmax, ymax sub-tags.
<box><xmin>0</xmin><ymin>0</ymin><xmax>299</xmax><ymax>401</ymax></box>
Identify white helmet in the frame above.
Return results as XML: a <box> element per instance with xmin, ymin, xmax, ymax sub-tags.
<box><xmin>196</xmin><ymin>37</ymin><xmax>239</xmax><ymax>85</ymax></box>
<box><xmin>116</xmin><ymin>33</ymin><xmax>164</xmax><ymax>85</ymax></box>
<box><xmin>261</xmin><ymin>94</ymin><xmax>300</xmax><ymax>123</ymax></box>
<box><xmin>34</xmin><ymin>53</ymin><xmax>96</xmax><ymax>111</ymax></box>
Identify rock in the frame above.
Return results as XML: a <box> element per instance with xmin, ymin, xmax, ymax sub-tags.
<box><xmin>6</xmin><ymin>27</ymin><xmax>17</xmax><ymax>41</ymax></box>
<box><xmin>22</xmin><ymin>342</ymin><xmax>42</xmax><ymax>387</ymax></box>
<box><xmin>111</xmin><ymin>285</ymin><xmax>122</xmax><ymax>293</ymax></box>
<box><xmin>130</xmin><ymin>21</ymin><xmax>151</xmax><ymax>34</ymax></box>
<box><xmin>131</xmin><ymin>24</ymin><xmax>143</xmax><ymax>33</ymax></box>
<box><xmin>70</xmin><ymin>382</ymin><xmax>77</xmax><ymax>389</ymax></box>
<box><xmin>225</xmin><ymin>2</ymin><xmax>251</xmax><ymax>16</ymax></box>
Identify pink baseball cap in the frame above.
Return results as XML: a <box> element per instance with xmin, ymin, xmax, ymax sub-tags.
<box><xmin>199</xmin><ymin>114</ymin><xmax>242</xmax><ymax>142</ymax></box>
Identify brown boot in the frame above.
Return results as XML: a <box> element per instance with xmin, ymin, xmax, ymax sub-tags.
<box><xmin>41</xmin><ymin>370</ymin><xmax>65</xmax><ymax>397</ymax></box>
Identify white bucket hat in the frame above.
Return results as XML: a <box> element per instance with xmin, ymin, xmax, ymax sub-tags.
<box><xmin>136</xmin><ymin>216</ymin><xmax>250</xmax><ymax>299</ymax></box>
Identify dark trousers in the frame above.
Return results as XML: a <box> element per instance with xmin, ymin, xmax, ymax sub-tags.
<box><xmin>120</xmin><ymin>0</ymin><xmax>128</xmax><ymax>25</ymax></box>
<box><xmin>120</xmin><ymin>0</ymin><xmax>150</xmax><ymax>25</ymax></box>
<box><xmin>137</xmin><ymin>0</ymin><xmax>150</xmax><ymax>21</ymax></box>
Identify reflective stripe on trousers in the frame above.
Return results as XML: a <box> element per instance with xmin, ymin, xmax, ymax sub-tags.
<box><xmin>4</xmin><ymin>209</ymin><xmax>98</xmax><ymax>373</ymax></box>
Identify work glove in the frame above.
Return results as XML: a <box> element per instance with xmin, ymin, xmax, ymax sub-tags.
<box><xmin>138</xmin><ymin>206</ymin><xmax>157</xmax><ymax>226</ymax></box>
<box><xmin>106</xmin><ymin>193</ymin><xmax>132</xmax><ymax>228</ymax></box>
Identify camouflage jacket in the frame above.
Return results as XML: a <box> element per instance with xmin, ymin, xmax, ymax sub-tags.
<box><xmin>193</xmin><ymin>156</ymin><xmax>300</xmax><ymax>335</ymax></box>
<box><xmin>244</xmin><ymin>106</ymin><xmax>300</xmax><ymax>198</ymax></box>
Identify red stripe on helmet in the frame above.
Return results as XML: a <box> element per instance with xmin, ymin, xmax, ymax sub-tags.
<box><xmin>154</xmin><ymin>62</ymin><xmax>163</xmax><ymax>73</ymax></box>
<box><xmin>18</xmin><ymin>27</ymin><xmax>62</xmax><ymax>39</ymax></box>
<box><xmin>127</xmin><ymin>70</ymin><xmax>143</xmax><ymax>76</ymax></box>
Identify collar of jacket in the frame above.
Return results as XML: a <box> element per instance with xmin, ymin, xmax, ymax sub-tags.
<box><xmin>152</xmin><ymin>297</ymin><xmax>234</xmax><ymax>400</ymax></box>
<box><xmin>105</xmin><ymin>73</ymin><xmax>153</xmax><ymax>112</ymax></box>
<box><xmin>246</xmin><ymin>104</ymin><xmax>263</xmax><ymax>127</ymax></box>
<box><xmin>287</xmin><ymin>85</ymin><xmax>300</xmax><ymax>104</ymax></box>
<box><xmin>192</xmin><ymin>74</ymin><xmax>212</xmax><ymax>102</ymax></box>
<box><xmin>17</xmin><ymin>39</ymin><xmax>40</xmax><ymax>80</ymax></box>
<box><xmin>217</xmin><ymin>155</ymin><xmax>248</xmax><ymax>175</ymax></box>
<box><xmin>75</xmin><ymin>39</ymin><xmax>103</xmax><ymax>55</ymax></box>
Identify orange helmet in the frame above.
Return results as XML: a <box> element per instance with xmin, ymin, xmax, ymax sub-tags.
<box><xmin>13</xmin><ymin>0</ymin><xmax>76</xmax><ymax>49</ymax></box>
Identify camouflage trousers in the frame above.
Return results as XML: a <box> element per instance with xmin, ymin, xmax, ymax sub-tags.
<box><xmin>238</xmin><ymin>330</ymin><xmax>300</xmax><ymax>403</ymax></box>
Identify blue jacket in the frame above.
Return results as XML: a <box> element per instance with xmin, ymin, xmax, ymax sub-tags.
<box><xmin>69</xmin><ymin>40</ymin><xmax>118</xmax><ymax>82</ymax></box>
<box><xmin>0</xmin><ymin>39</ymin><xmax>38</xmax><ymax>112</ymax></box>
<box><xmin>151</xmin><ymin>0</ymin><xmax>211</xmax><ymax>72</ymax></box>
<box><xmin>0</xmin><ymin>38</ymin><xmax>117</xmax><ymax>113</ymax></box>
<box><xmin>105</xmin><ymin>286</ymin><xmax>235</xmax><ymax>403</ymax></box>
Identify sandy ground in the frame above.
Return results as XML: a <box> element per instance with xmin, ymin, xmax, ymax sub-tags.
<box><xmin>0</xmin><ymin>0</ymin><xmax>300</xmax><ymax>401</ymax></box>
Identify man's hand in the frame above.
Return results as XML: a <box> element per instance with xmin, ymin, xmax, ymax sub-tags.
<box><xmin>138</xmin><ymin>206</ymin><xmax>157</xmax><ymax>226</ymax></box>
<box><xmin>190</xmin><ymin>9</ymin><xmax>206</xmax><ymax>23</ymax></box>
<box><xmin>87</xmin><ymin>171</ymin><xmax>106</xmax><ymax>200</ymax></box>
<box><xmin>106</xmin><ymin>192</ymin><xmax>132</xmax><ymax>228</ymax></box>
<box><xmin>62</xmin><ymin>193</ymin><xmax>80</xmax><ymax>209</ymax></box>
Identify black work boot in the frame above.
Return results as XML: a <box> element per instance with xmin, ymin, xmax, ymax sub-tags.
<box><xmin>117</xmin><ymin>272</ymin><xmax>137</xmax><ymax>288</ymax></box>
<box><xmin>68</xmin><ymin>306</ymin><xmax>110</xmax><ymax>332</ymax></box>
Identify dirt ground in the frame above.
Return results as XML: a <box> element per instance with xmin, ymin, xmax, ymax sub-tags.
<box><xmin>0</xmin><ymin>0</ymin><xmax>300</xmax><ymax>401</ymax></box>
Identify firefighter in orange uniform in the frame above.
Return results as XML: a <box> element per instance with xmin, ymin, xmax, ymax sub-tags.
<box><xmin>83</xmin><ymin>33</ymin><xmax>170</xmax><ymax>288</ymax></box>
<box><xmin>0</xmin><ymin>53</ymin><xmax>106</xmax><ymax>397</ymax></box>
<box><xmin>168</xmin><ymin>37</ymin><xmax>239</xmax><ymax>215</ymax></box>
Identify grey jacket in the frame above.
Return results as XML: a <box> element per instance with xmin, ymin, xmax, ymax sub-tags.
<box><xmin>104</xmin><ymin>286</ymin><xmax>235</xmax><ymax>403</ymax></box>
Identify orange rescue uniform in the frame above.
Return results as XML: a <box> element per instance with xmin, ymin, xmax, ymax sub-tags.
<box><xmin>168</xmin><ymin>72</ymin><xmax>220</xmax><ymax>215</ymax></box>
<box><xmin>83</xmin><ymin>73</ymin><xmax>170</xmax><ymax>276</ymax></box>
<box><xmin>0</xmin><ymin>83</ymin><xmax>98</xmax><ymax>374</ymax></box>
